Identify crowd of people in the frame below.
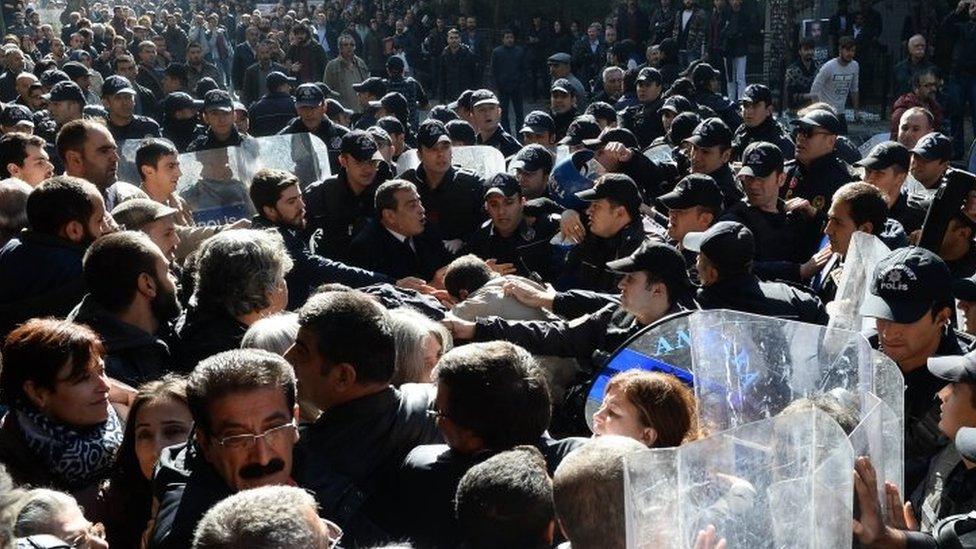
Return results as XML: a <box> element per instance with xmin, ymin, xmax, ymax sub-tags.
<box><xmin>0</xmin><ymin>0</ymin><xmax>976</xmax><ymax>547</ymax></box>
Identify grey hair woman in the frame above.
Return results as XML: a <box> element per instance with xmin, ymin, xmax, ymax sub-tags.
<box><xmin>388</xmin><ymin>308</ymin><xmax>453</xmax><ymax>385</ymax></box>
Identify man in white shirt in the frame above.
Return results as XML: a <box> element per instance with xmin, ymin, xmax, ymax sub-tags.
<box><xmin>810</xmin><ymin>35</ymin><xmax>860</xmax><ymax>121</ymax></box>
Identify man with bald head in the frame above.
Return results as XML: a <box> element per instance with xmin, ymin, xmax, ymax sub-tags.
<box><xmin>896</xmin><ymin>106</ymin><xmax>935</xmax><ymax>150</ymax></box>
<box><xmin>892</xmin><ymin>34</ymin><xmax>933</xmax><ymax>97</ymax></box>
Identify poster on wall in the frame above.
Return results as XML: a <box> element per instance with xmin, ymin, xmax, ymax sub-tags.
<box><xmin>802</xmin><ymin>18</ymin><xmax>831</xmax><ymax>66</ymax></box>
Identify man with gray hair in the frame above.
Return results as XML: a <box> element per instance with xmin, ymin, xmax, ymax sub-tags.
<box><xmin>552</xmin><ymin>435</ymin><xmax>646</xmax><ymax>549</ymax></box>
<box><xmin>0</xmin><ymin>178</ymin><xmax>30</xmax><ymax>247</ymax></box>
<box><xmin>192</xmin><ymin>486</ymin><xmax>341</xmax><ymax>549</ymax></box>
<box><xmin>172</xmin><ymin>229</ymin><xmax>293</xmax><ymax>372</ymax></box>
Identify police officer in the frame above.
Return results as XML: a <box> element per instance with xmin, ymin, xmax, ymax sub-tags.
<box><xmin>684</xmin><ymin>221</ymin><xmax>829</xmax><ymax>324</ymax></box>
<box><xmin>783</xmin><ymin>109</ymin><xmax>857</xmax><ymax>219</ymax></box>
<box><xmin>656</xmin><ymin>94</ymin><xmax>695</xmax><ymax>143</ymax></box>
<box><xmin>556</xmin><ymin>114</ymin><xmax>600</xmax><ymax>153</ymax></box>
<box><xmin>909</xmin><ymin>132</ymin><xmax>954</xmax><ymax>192</ymax></box>
<box><xmin>304</xmin><ymin>130</ymin><xmax>393</xmax><ymax>261</ymax></box>
<box><xmin>546</xmin><ymin>52</ymin><xmax>587</xmax><ymax>105</ymax></box>
<box><xmin>160</xmin><ymin>91</ymin><xmax>203</xmax><ymax>153</ymax></box>
<box><xmin>691</xmin><ymin>63</ymin><xmax>742</xmax><ymax>130</ymax></box>
<box><xmin>39</xmin><ymin>80</ymin><xmax>86</xmax><ymax>144</ymax></box>
<box><xmin>549</xmin><ymin>78</ymin><xmax>580</xmax><ymax>141</ymax></box>
<box><xmin>385</xmin><ymin>55</ymin><xmax>428</xmax><ymax>130</ymax></box>
<box><xmin>731</xmin><ymin>84</ymin><xmax>795</xmax><ymax>161</ymax></box>
<box><xmin>370</xmin><ymin>92</ymin><xmax>415</xmax><ymax>146</ymax></box>
<box><xmin>471</xmin><ymin>89</ymin><xmax>522</xmax><ymax>157</ymax></box>
<box><xmin>684</xmin><ymin>117</ymin><xmax>744</xmax><ymax>209</ymax></box>
<box><xmin>561</xmin><ymin>173</ymin><xmax>649</xmax><ymax>293</ymax></box>
<box><xmin>618</xmin><ymin>66</ymin><xmax>666</xmax><ymax>149</ymax></box>
<box><xmin>351</xmin><ymin>76</ymin><xmax>387</xmax><ymax>130</ymax></box>
<box><xmin>277</xmin><ymin>83</ymin><xmax>348</xmax><ymax>169</ymax></box>
<box><xmin>584</xmin><ymin>101</ymin><xmax>617</xmax><ymax>130</ymax></box>
<box><xmin>0</xmin><ymin>104</ymin><xmax>34</xmax><ymax>135</ymax></box>
<box><xmin>400</xmin><ymin>119</ymin><xmax>485</xmax><ymax>247</ymax></box>
<box><xmin>247</xmin><ymin>71</ymin><xmax>298</xmax><ymax>137</ymax></box>
<box><xmin>857</xmin><ymin>141</ymin><xmax>925</xmax><ymax>233</ymax></box>
<box><xmin>446</xmin><ymin>119</ymin><xmax>477</xmax><ymax>146</ymax></box>
<box><xmin>186</xmin><ymin>89</ymin><xmax>244</xmax><ymax>152</ymax></box>
<box><xmin>860</xmin><ymin>246</ymin><xmax>965</xmax><ymax>493</ymax></box>
<box><xmin>721</xmin><ymin>142</ymin><xmax>822</xmax><ymax>283</ymax></box>
<box><xmin>510</xmin><ymin>144</ymin><xmax>556</xmax><ymax>200</ymax></box>
<box><xmin>657</xmin><ymin>173</ymin><xmax>722</xmax><ymax>254</ymax></box>
<box><xmin>586</xmin><ymin>126</ymin><xmax>679</xmax><ymax>200</ymax></box>
<box><xmin>462</xmin><ymin>172</ymin><xmax>559</xmax><ymax>281</ymax></box>
<box><xmin>517</xmin><ymin>110</ymin><xmax>557</xmax><ymax>152</ymax></box>
<box><xmin>101</xmin><ymin>75</ymin><xmax>162</xmax><ymax>143</ymax></box>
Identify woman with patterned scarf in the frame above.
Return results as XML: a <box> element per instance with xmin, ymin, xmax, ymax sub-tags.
<box><xmin>0</xmin><ymin>318</ymin><xmax>124</xmax><ymax>511</ymax></box>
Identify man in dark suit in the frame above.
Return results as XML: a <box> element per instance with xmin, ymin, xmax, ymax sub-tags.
<box><xmin>231</xmin><ymin>25</ymin><xmax>260</xmax><ymax>97</ymax></box>
<box><xmin>347</xmin><ymin>179</ymin><xmax>452</xmax><ymax>283</ymax></box>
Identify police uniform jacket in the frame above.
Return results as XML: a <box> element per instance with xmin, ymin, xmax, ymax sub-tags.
<box><xmin>720</xmin><ymin>199</ymin><xmax>821</xmax><ymax>283</ymax></box>
<box><xmin>278</xmin><ymin>115</ymin><xmax>348</xmax><ymax>171</ymax></box>
<box><xmin>560</xmin><ymin>218</ymin><xmax>647</xmax><ymax>293</ymax></box>
<box><xmin>477</xmin><ymin>126</ymin><xmax>522</xmax><ymax>157</ymax></box>
<box><xmin>461</xmin><ymin>216</ymin><xmax>560</xmax><ymax>281</ymax></box>
<box><xmin>247</xmin><ymin>91</ymin><xmax>297</xmax><ymax>137</ymax></box>
<box><xmin>730</xmin><ymin>116</ymin><xmax>796</xmax><ymax>161</ymax></box>
<box><xmin>305</xmin><ymin>163</ymin><xmax>393</xmax><ymax>261</ymax></box>
<box><xmin>185</xmin><ymin>126</ymin><xmax>244</xmax><ymax>152</ymax></box>
<box><xmin>107</xmin><ymin>114</ymin><xmax>162</xmax><ymax>143</ymax></box>
<box><xmin>782</xmin><ymin>152</ymin><xmax>857</xmax><ymax>218</ymax></box>
<box><xmin>696</xmin><ymin>272</ymin><xmax>829</xmax><ymax>325</ymax></box>
<box><xmin>551</xmin><ymin>107</ymin><xmax>578</xmax><ymax>142</ymax></box>
<box><xmin>708</xmin><ymin>163</ymin><xmax>745</xmax><ymax>210</ymax></box>
<box><xmin>619</xmin><ymin>97</ymin><xmax>666</xmax><ymax>149</ymax></box>
<box><xmin>401</xmin><ymin>165</ymin><xmax>485</xmax><ymax>242</ymax></box>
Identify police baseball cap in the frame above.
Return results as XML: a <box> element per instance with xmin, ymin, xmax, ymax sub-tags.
<box><xmin>691</xmin><ymin>63</ymin><xmax>720</xmax><ymax>84</ymax></box>
<box><xmin>43</xmin><ymin>80</ymin><xmax>85</xmax><ymax>103</ymax></box>
<box><xmin>448</xmin><ymin>89</ymin><xmax>474</xmax><ymax>111</ymax></box>
<box><xmin>657</xmin><ymin>174</ymin><xmax>723</xmax><ymax>211</ymax></box>
<box><xmin>684</xmin><ymin>117</ymin><xmax>732</xmax><ymax>149</ymax></box>
<box><xmin>484</xmin><ymin>172</ymin><xmax>522</xmax><ymax>198</ymax></box>
<box><xmin>927</xmin><ymin>348</ymin><xmax>976</xmax><ymax>385</ymax></box>
<box><xmin>953</xmin><ymin>274</ymin><xmax>976</xmax><ymax>301</ymax></box>
<box><xmin>583</xmin><ymin>127</ymin><xmax>639</xmax><ymax>150</ymax></box>
<box><xmin>955</xmin><ymin>426</ymin><xmax>976</xmax><ymax>463</ymax></box>
<box><xmin>340</xmin><ymin>130</ymin><xmax>383</xmax><ymax>162</ymax></box>
<box><xmin>266</xmin><ymin>71</ymin><xmax>297</xmax><ymax>90</ymax></box>
<box><xmin>791</xmin><ymin>109</ymin><xmax>844</xmax><ymax>135</ymax></box>
<box><xmin>446</xmin><ymin>119</ymin><xmax>476</xmax><ymax>144</ymax></box>
<box><xmin>860</xmin><ymin>246</ymin><xmax>953</xmax><ymax>323</ymax></box>
<box><xmin>203</xmin><ymin>89</ymin><xmax>233</xmax><ymax>112</ymax></box>
<box><xmin>195</xmin><ymin>77</ymin><xmax>220</xmax><ymax>99</ymax></box>
<box><xmin>471</xmin><ymin>89</ymin><xmax>500</xmax><ymax>108</ymax></box>
<box><xmin>370</xmin><ymin>92</ymin><xmax>408</xmax><ymax>115</ymax></box>
<box><xmin>585</xmin><ymin>101</ymin><xmax>617</xmax><ymax>124</ymax></box>
<box><xmin>101</xmin><ymin>75</ymin><xmax>136</xmax><ymax>97</ymax></box>
<box><xmin>417</xmin><ymin>119</ymin><xmax>451</xmax><ymax>149</ymax></box>
<box><xmin>0</xmin><ymin>104</ymin><xmax>33</xmax><ymax>128</ymax></box>
<box><xmin>429</xmin><ymin>104</ymin><xmax>460</xmax><ymax>123</ymax></box>
<box><xmin>606</xmin><ymin>241</ymin><xmax>692</xmax><ymax>291</ymax></box>
<box><xmin>162</xmin><ymin>91</ymin><xmax>203</xmax><ymax>114</ymax></box>
<box><xmin>575</xmin><ymin>173</ymin><xmax>643</xmax><ymax>217</ymax></box>
<box><xmin>547</xmin><ymin>52</ymin><xmax>571</xmax><ymax>65</ymax></box>
<box><xmin>855</xmin><ymin>141</ymin><xmax>910</xmax><ymax>171</ymax></box>
<box><xmin>376</xmin><ymin>115</ymin><xmax>405</xmax><ymax>136</ymax></box>
<box><xmin>636</xmin><ymin>66</ymin><xmax>662</xmax><ymax>85</ymax></box>
<box><xmin>367</xmin><ymin>125</ymin><xmax>392</xmax><ymax>145</ymax></box>
<box><xmin>558</xmin><ymin>115</ymin><xmax>600</xmax><ymax>146</ymax></box>
<box><xmin>520</xmin><ymin>110</ymin><xmax>555</xmax><ymax>135</ymax></box>
<box><xmin>111</xmin><ymin>198</ymin><xmax>179</xmax><ymax>230</ymax></box>
<box><xmin>326</xmin><ymin>98</ymin><xmax>353</xmax><ymax>119</ymax></box>
<box><xmin>671</xmin><ymin>112</ymin><xmax>703</xmax><ymax>143</ymax></box>
<box><xmin>295</xmin><ymin>83</ymin><xmax>325</xmax><ymax>107</ymax></box>
<box><xmin>352</xmin><ymin>76</ymin><xmax>387</xmax><ymax>97</ymax></box>
<box><xmin>738</xmin><ymin>141</ymin><xmax>785</xmax><ymax>178</ymax></box>
<box><xmin>550</xmin><ymin>78</ymin><xmax>576</xmax><ymax>97</ymax></box>
<box><xmin>62</xmin><ymin>61</ymin><xmax>90</xmax><ymax>80</ymax></box>
<box><xmin>738</xmin><ymin>84</ymin><xmax>773</xmax><ymax>105</ymax></box>
<box><xmin>659</xmin><ymin>95</ymin><xmax>693</xmax><ymax>115</ymax></box>
<box><xmin>386</xmin><ymin>55</ymin><xmax>405</xmax><ymax>70</ymax></box>
<box><xmin>910</xmin><ymin>132</ymin><xmax>953</xmax><ymax>162</ymax></box>
<box><xmin>40</xmin><ymin>69</ymin><xmax>69</xmax><ymax>87</ymax></box>
<box><xmin>683</xmin><ymin>221</ymin><xmax>755</xmax><ymax>274</ymax></box>
<box><xmin>510</xmin><ymin>144</ymin><xmax>555</xmax><ymax>174</ymax></box>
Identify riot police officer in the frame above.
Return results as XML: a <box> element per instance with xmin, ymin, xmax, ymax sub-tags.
<box><xmin>619</xmin><ymin>66</ymin><xmax>666</xmax><ymax>149</ymax></box>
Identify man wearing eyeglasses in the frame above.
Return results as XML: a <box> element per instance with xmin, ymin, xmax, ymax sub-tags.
<box><xmin>782</xmin><ymin>109</ymin><xmax>857</xmax><ymax>224</ymax></box>
<box><xmin>149</xmin><ymin>349</ymin><xmax>313</xmax><ymax>549</ymax></box>
<box><xmin>890</xmin><ymin>69</ymin><xmax>944</xmax><ymax>142</ymax></box>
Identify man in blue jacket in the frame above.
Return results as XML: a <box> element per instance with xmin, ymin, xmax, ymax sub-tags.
<box><xmin>247</xmin><ymin>71</ymin><xmax>297</xmax><ymax>137</ymax></box>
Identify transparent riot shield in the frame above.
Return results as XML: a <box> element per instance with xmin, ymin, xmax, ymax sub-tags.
<box><xmin>118</xmin><ymin>134</ymin><xmax>331</xmax><ymax>227</ymax></box>
<box><xmin>827</xmin><ymin>231</ymin><xmax>890</xmax><ymax>333</ymax></box>
<box><xmin>625</xmin><ymin>409</ymin><xmax>855</xmax><ymax>548</ymax></box>
<box><xmin>394</xmin><ymin>145</ymin><xmax>506</xmax><ymax>180</ymax></box>
<box><xmin>643</xmin><ymin>144</ymin><xmax>673</xmax><ymax>164</ymax></box>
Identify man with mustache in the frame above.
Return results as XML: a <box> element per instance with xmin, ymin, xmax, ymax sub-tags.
<box><xmin>149</xmin><ymin>349</ymin><xmax>311</xmax><ymax>549</ymax></box>
<box><xmin>68</xmin><ymin>231</ymin><xmax>180</xmax><ymax>387</ymax></box>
